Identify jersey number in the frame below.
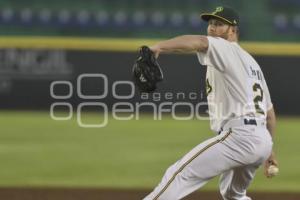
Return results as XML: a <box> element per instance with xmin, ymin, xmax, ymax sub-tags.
<box><xmin>253</xmin><ymin>83</ymin><xmax>264</xmax><ymax>115</ymax></box>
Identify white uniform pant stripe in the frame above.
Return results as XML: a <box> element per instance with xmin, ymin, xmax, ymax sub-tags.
<box><xmin>149</xmin><ymin>130</ymin><xmax>232</xmax><ymax>200</ymax></box>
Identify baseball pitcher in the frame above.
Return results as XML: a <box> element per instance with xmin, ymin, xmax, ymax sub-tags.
<box><xmin>141</xmin><ymin>6</ymin><xmax>278</xmax><ymax>200</ymax></box>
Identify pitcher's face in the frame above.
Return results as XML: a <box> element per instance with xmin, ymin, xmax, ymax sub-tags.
<box><xmin>207</xmin><ymin>19</ymin><xmax>232</xmax><ymax>40</ymax></box>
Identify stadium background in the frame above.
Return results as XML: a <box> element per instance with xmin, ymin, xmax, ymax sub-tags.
<box><xmin>0</xmin><ymin>0</ymin><xmax>299</xmax><ymax>199</ymax></box>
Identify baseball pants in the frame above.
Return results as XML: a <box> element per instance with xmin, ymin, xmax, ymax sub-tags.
<box><xmin>143</xmin><ymin>121</ymin><xmax>273</xmax><ymax>200</ymax></box>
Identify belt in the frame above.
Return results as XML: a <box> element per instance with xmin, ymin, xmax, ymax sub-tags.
<box><xmin>218</xmin><ymin>118</ymin><xmax>265</xmax><ymax>134</ymax></box>
<box><xmin>244</xmin><ymin>119</ymin><xmax>257</xmax><ymax>125</ymax></box>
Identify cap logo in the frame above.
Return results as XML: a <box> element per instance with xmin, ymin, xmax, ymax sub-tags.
<box><xmin>233</xmin><ymin>19</ymin><xmax>237</xmax><ymax>24</ymax></box>
<box><xmin>213</xmin><ymin>6</ymin><xmax>223</xmax><ymax>14</ymax></box>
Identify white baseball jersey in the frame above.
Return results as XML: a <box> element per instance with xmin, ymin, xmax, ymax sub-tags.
<box><xmin>197</xmin><ymin>36</ymin><xmax>273</xmax><ymax>133</ymax></box>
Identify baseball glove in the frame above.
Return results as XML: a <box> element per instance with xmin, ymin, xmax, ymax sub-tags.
<box><xmin>132</xmin><ymin>46</ymin><xmax>163</xmax><ymax>93</ymax></box>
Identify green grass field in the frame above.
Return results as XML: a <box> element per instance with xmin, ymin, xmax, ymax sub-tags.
<box><xmin>0</xmin><ymin>111</ymin><xmax>299</xmax><ymax>192</ymax></box>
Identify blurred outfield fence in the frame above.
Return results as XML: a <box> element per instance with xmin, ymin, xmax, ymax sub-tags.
<box><xmin>0</xmin><ymin>37</ymin><xmax>299</xmax><ymax>115</ymax></box>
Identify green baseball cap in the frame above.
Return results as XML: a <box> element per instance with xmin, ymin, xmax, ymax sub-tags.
<box><xmin>201</xmin><ymin>6</ymin><xmax>239</xmax><ymax>26</ymax></box>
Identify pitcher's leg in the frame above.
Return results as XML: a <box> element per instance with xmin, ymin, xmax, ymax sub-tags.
<box><xmin>143</xmin><ymin>160</ymin><xmax>209</xmax><ymax>200</ymax></box>
<box><xmin>143</xmin><ymin>131</ymin><xmax>235</xmax><ymax>200</ymax></box>
<box><xmin>219</xmin><ymin>165</ymin><xmax>258</xmax><ymax>200</ymax></box>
